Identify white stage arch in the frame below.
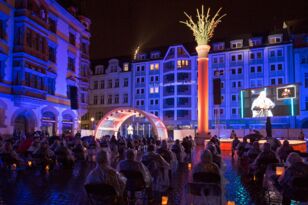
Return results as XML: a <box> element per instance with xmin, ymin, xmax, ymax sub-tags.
<box><xmin>94</xmin><ymin>107</ymin><xmax>168</xmax><ymax>140</ymax></box>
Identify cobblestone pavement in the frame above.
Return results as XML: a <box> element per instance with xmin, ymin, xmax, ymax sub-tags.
<box><xmin>0</xmin><ymin>148</ymin><xmax>254</xmax><ymax>205</ymax></box>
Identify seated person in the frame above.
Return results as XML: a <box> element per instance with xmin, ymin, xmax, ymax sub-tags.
<box><xmin>246</xmin><ymin>141</ymin><xmax>261</xmax><ymax>163</ymax></box>
<box><xmin>54</xmin><ymin>142</ymin><xmax>75</xmax><ymax>166</ymax></box>
<box><xmin>171</xmin><ymin>140</ymin><xmax>185</xmax><ymax>163</ymax></box>
<box><xmin>156</xmin><ymin>140</ymin><xmax>173</xmax><ymax>164</ymax></box>
<box><xmin>206</xmin><ymin>142</ymin><xmax>221</xmax><ymax>168</ymax></box>
<box><xmin>27</xmin><ymin>136</ymin><xmax>41</xmax><ymax>155</ymax></box>
<box><xmin>276</xmin><ymin>140</ymin><xmax>293</xmax><ymax>163</ymax></box>
<box><xmin>278</xmin><ymin>152</ymin><xmax>308</xmax><ymax>204</ymax></box>
<box><xmin>117</xmin><ymin>149</ymin><xmax>151</xmax><ymax>187</ymax></box>
<box><xmin>32</xmin><ymin>142</ymin><xmax>55</xmax><ymax>166</ymax></box>
<box><xmin>72</xmin><ymin>138</ymin><xmax>87</xmax><ymax>160</ymax></box>
<box><xmin>85</xmin><ymin>150</ymin><xmax>126</xmax><ymax>198</ymax></box>
<box><xmin>142</xmin><ymin>144</ymin><xmax>170</xmax><ymax>190</ymax></box>
<box><xmin>0</xmin><ymin>142</ymin><xmax>23</xmax><ymax>165</ymax></box>
<box><xmin>236</xmin><ymin>138</ymin><xmax>249</xmax><ymax>158</ymax></box>
<box><xmin>192</xmin><ymin>150</ymin><xmax>220</xmax><ymax>182</ymax></box>
<box><xmin>251</xmin><ymin>142</ymin><xmax>279</xmax><ymax>177</ymax></box>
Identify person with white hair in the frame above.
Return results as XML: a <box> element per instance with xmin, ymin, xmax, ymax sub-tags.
<box><xmin>251</xmin><ymin>91</ymin><xmax>275</xmax><ymax>117</ymax></box>
<box><xmin>85</xmin><ymin>150</ymin><xmax>126</xmax><ymax>197</ymax></box>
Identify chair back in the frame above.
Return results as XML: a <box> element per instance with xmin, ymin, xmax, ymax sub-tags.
<box><xmin>120</xmin><ymin>170</ymin><xmax>146</xmax><ymax>192</ymax></box>
<box><xmin>84</xmin><ymin>183</ymin><xmax>117</xmax><ymax>205</ymax></box>
<box><xmin>187</xmin><ymin>182</ymin><xmax>222</xmax><ymax>197</ymax></box>
<box><xmin>193</xmin><ymin>172</ymin><xmax>221</xmax><ymax>184</ymax></box>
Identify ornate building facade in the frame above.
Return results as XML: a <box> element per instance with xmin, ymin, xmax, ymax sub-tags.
<box><xmin>0</xmin><ymin>0</ymin><xmax>91</xmax><ymax>137</ymax></box>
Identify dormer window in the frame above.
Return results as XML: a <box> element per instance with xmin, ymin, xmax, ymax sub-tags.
<box><xmin>150</xmin><ymin>52</ymin><xmax>160</xmax><ymax>59</ymax></box>
<box><xmin>123</xmin><ymin>63</ymin><xmax>129</xmax><ymax>72</ymax></box>
<box><xmin>213</xmin><ymin>42</ymin><xmax>225</xmax><ymax>51</ymax></box>
<box><xmin>230</xmin><ymin>40</ymin><xmax>243</xmax><ymax>49</ymax></box>
<box><xmin>249</xmin><ymin>37</ymin><xmax>262</xmax><ymax>47</ymax></box>
<box><xmin>137</xmin><ymin>54</ymin><xmax>146</xmax><ymax>60</ymax></box>
<box><xmin>268</xmin><ymin>34</ymin><xmax>283</xmax><ymax>44</ymax></box>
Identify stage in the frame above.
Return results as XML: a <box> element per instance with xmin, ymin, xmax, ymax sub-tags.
<box><xmin>206</xmin><ymin>139</ymin><xmax>307</xmax><ymax>153</ymax></box>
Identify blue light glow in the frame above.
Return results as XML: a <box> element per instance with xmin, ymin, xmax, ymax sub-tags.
<box><xmin>240</xmin><ymin>91</ymin><xmax>244</xmax><ymax>118</ymax></box>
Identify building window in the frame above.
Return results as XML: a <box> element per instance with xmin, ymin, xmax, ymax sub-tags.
<box><xmin>69</xmin><ymin>32</ymin><xmax>76</xmax><ymax>46</ymax></box>
<box><xmin>0</xmin><ymin>19</ymin><xmax>6</xmax><ymax>40</ymax></box>
<box><xmin>305</xmin><ymin>73</ymin><xmax>308</xmax><ymax>88</ymax></box>
<box><xmin>47</xmin><ymin>78</ymin><xmax>55</xmax><ymax>95</ymax></box>
<box><xmin>257</xmin><ymin>66</ymin><xmax>262</xmax><ymax>72</ymax></box>
<box><xmin>257</xmin><ymin>52</ymin><xmax>262</xmax><ymax>59</ymax></box>
<box><xmin>250</xmin><ymin>66</ymin><xmax>255</xmax><ymax>73</ymax></box>
<box><xmin>123</xmin><ymin>94</ymin><xmax>128</xmax><ymax>103</ymax></box>
<box><xmin>48</xmin><ymin>18</ymin><xmax>57</xmax><ymax>33</ymax></box>
<box><xmin>237</xmin><ymin>54</ymin><xmax>242</xmax><ymax>61</ymax></box>
<box><xmin>48</xmin><ymin>46</ymin><xmax>56</xmax><ymax>62</ymax></box>
<box><xmin>277</xmin><ymin>64</ymin><xmax>283</xmax><ymax>70</ymax></box>
<box><xmin>271</xmin><ymin>78</ymin><xmax>276</xmax><ymax>85</ymax></box>
<box><xmin>100</xmin><ymin>80</ymin><xmax>104</xmax><ymax>89</ymax></box>
<box><xmin>232</xmin><ymin>108</ymin><xmax>237</xmax><ymax>115</ymax></box>
<box><xmin>107</xmin><ymin>95</ymin><xmax>112</xmax><ymax>104</ymax></box>
<box><xmin>238</xmin><ymin>67</ymin><xmax>242</xmax><ymax>74</ymax></box>
<box><xmin>108</xmin><ymin>80</ymin><xmax>112</xmax><ymax>88</ymax></box>
<box><xmin>231</xmin><ymin>69</ymin><xmax>236</xmax><ymax>75</ymax></box>
<box><xmin>93</xmin><ymin>81</ymin><xmax>98</xmax><ymax>89</ymax></box>
<box><xmin>213</xmin><ymin>57</ymin><xmax>218</xmax><ymax>64</ymax></box>
<box><xmin>177</xmin><ymin>60</ymin><xmax>189</xmax><ymax>68</ymax></box>
<box><xmin>270</xmin><ymin>50</ymin><xmax>275</xmax><ymax>57</ymax></box>
<box><xmin>250</xmin><ymin>53</ymin><xmax>255</xmax><ymax>60</ymax></box>
<box><xmin>100</xmin><ymin>95</ymin><xmax>104</xmax><ymax>104</ymax></box>
<box><xmin>93</xmin><ymin>96</ymin><xmax>98</xmax><ymax>105</ymax></box>
<box><xmin>68</xmin><ymin>57</ymin><xmax>75</xmax><ymax>71</ymax></box>
<box><xmin>114</xmin><ymin>94</ymin><xmax>119</xmax><ymax>104</ymax></box>
<box><xmin>232</xmin><ymin>94</ymin><xmax>236</xmax><ymax>101</ymax></box>
<box><xmin>270</xmin><ymin>64</ymin><xmax>275</xmax><ymax>71</ymax></box>
<box><xmin>278</xmin><ymin>77</ymin><xmax>283</xmax><ymax>84</ymax></box>
<box><xmin>277</xmin><ymin>49</ymin><xmax>283</xmax><ymax>57</ymax></box>
<box><xmin>123</xmin><ymin>78</ymin><xmax>128</xmax><ymax>87</ymax></box>
<box><xmin>231</xmin><ymin>55</ymin><xmax>236</xmax><ymax>61</ymax></box>
<box><xmin>123</xmin><ymin>63</ymin><xmax>129</xmax><ymax>71</ymax></box>
<box><xmin>115</xmin><ymin>79</ymin><xmax>119</xmax><ymax>87</ymax></box>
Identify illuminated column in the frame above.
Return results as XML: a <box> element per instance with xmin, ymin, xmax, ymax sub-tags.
<box><xmin>196</xmin><ymin>45</ymin><xmax>211</xmax><ymax>139</ymax></box>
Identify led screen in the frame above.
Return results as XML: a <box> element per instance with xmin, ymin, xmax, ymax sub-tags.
<box><xmin>240</xmin><ymin>84</ymin><xmax>299</xmax><ymax>118</ymax></box>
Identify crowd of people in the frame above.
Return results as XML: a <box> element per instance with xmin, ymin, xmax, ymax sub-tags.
<box><xmin>0</xmin><ymin>130</ymin><xmax>307</xmax><ymax>204</ymax></box>
<box><xmin>231</xmin><ymin>132</ymin><xmax>308</xmax><ymax>205</ymax></box>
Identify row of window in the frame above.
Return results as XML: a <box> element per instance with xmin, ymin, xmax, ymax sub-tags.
<box><xmin>214</xmin><ymin>64</ymin><xmax>282</xmax><ymax>76</ymax></box>
<box><xmin>212</xmin><ymin>49</ymin><xmax>284</xmax><ymax>64</ymax></box>
<box><xmin>93</xmin><ymin>94</ymin><xmax>129</xmax><ymax>105</ymax></box>
<box><xmin>136</xmin><ymin>86</ymin><xmax>160</xmax><ymax>95</ymax></box>
<box><xmin>93</xmin><ymin>78</ymin><xmax>129</xmax><ymax>89</ymax></box>
<box><xmin>213</xmin><ymin>108</ymin><xmax>240</xmax><ymax>115</ymax></box>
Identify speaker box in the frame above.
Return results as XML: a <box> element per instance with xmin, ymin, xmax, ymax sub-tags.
<box><xmin>213</xmin><ymin>78</ymin><xmax>221</xmax><ymax>105</ymax></box>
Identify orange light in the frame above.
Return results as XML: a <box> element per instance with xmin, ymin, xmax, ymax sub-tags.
<box><xmin>162</xmin><ymin>196</ymin><xmax>168</xmax><ymax>205</ymax></box>
<box><xmin>227</xmin><ymin>201</ymin><xmax>235</xmax><ymax>205</ymax></box>
<box><xmin>28</xmin><ymin>161</ymin><xmax>32</xmax><ymax>167</ymax></box>
<box><xmin>188</xmin><ymin>163</ymin><xmax>192</xmax><ymax>170</ymax></box>
<box><xmin>253</xmin><ymin>175</ymin><xmax>256</xmax><ymax>181</ymax></box>
<box><xmin>276</xmin><ymin>166</ymin><xmax>285</xmax><ymax>176</ymax></box>
<box><xmin>45</xmin><ymin>165</ymin><xmax>50</xmax><ymax>171</ymax></box>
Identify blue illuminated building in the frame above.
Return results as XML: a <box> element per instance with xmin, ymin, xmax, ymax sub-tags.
<box><xmin>0</xmin><ymin>0</ymin><xmax>91</xmax><ymax>137</ymax></box>
<box><xmin>90</xmin><ymin>29</ymin><xmax>308</xmax><ymax>133</ymax></box>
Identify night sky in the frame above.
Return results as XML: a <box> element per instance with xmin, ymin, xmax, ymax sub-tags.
<box><xmin>63</xmin><ymin>0</ymin><xmax>308</xmax><ymax>59</ymax></box>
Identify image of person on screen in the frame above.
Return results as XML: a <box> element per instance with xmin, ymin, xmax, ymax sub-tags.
<box><xmin>251</xmin><ymin>91</ymin><xmax>275</xmax><ymax>117</ymax></box>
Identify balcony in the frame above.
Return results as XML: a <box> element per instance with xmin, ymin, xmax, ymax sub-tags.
<box><xmin>14</xmin><ymin>45</ymin><xmax>48</xmax><ymax>61</ymax></box>
<box><xmin>15</xmin><ymin>9</ymin><xmax>48</xmax><ymax>29</ymax></box>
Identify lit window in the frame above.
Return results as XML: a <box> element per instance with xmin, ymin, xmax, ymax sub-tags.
<box><xmin>155</xmin><ymin>87</ymin><xmax>159</xmax><ymax>93</ymax></box>
<box><xmin>150</xmin><ymin>87</ymin><xmax>154</xmax><ymax>93</ymax></box>
<box><xmin>155</xmin><ymin>63</ymin><xmax>159</xmax><ymax>70</ymax></box>
<box><xmin>150</xmin><ymin>64</ymin><xmax>154</xmax><ymax>70</ymax></box>
<box><xmin>123</xmin><ymin>63</ymin><xmax>129</xmax><ymax>71</ymax></box>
